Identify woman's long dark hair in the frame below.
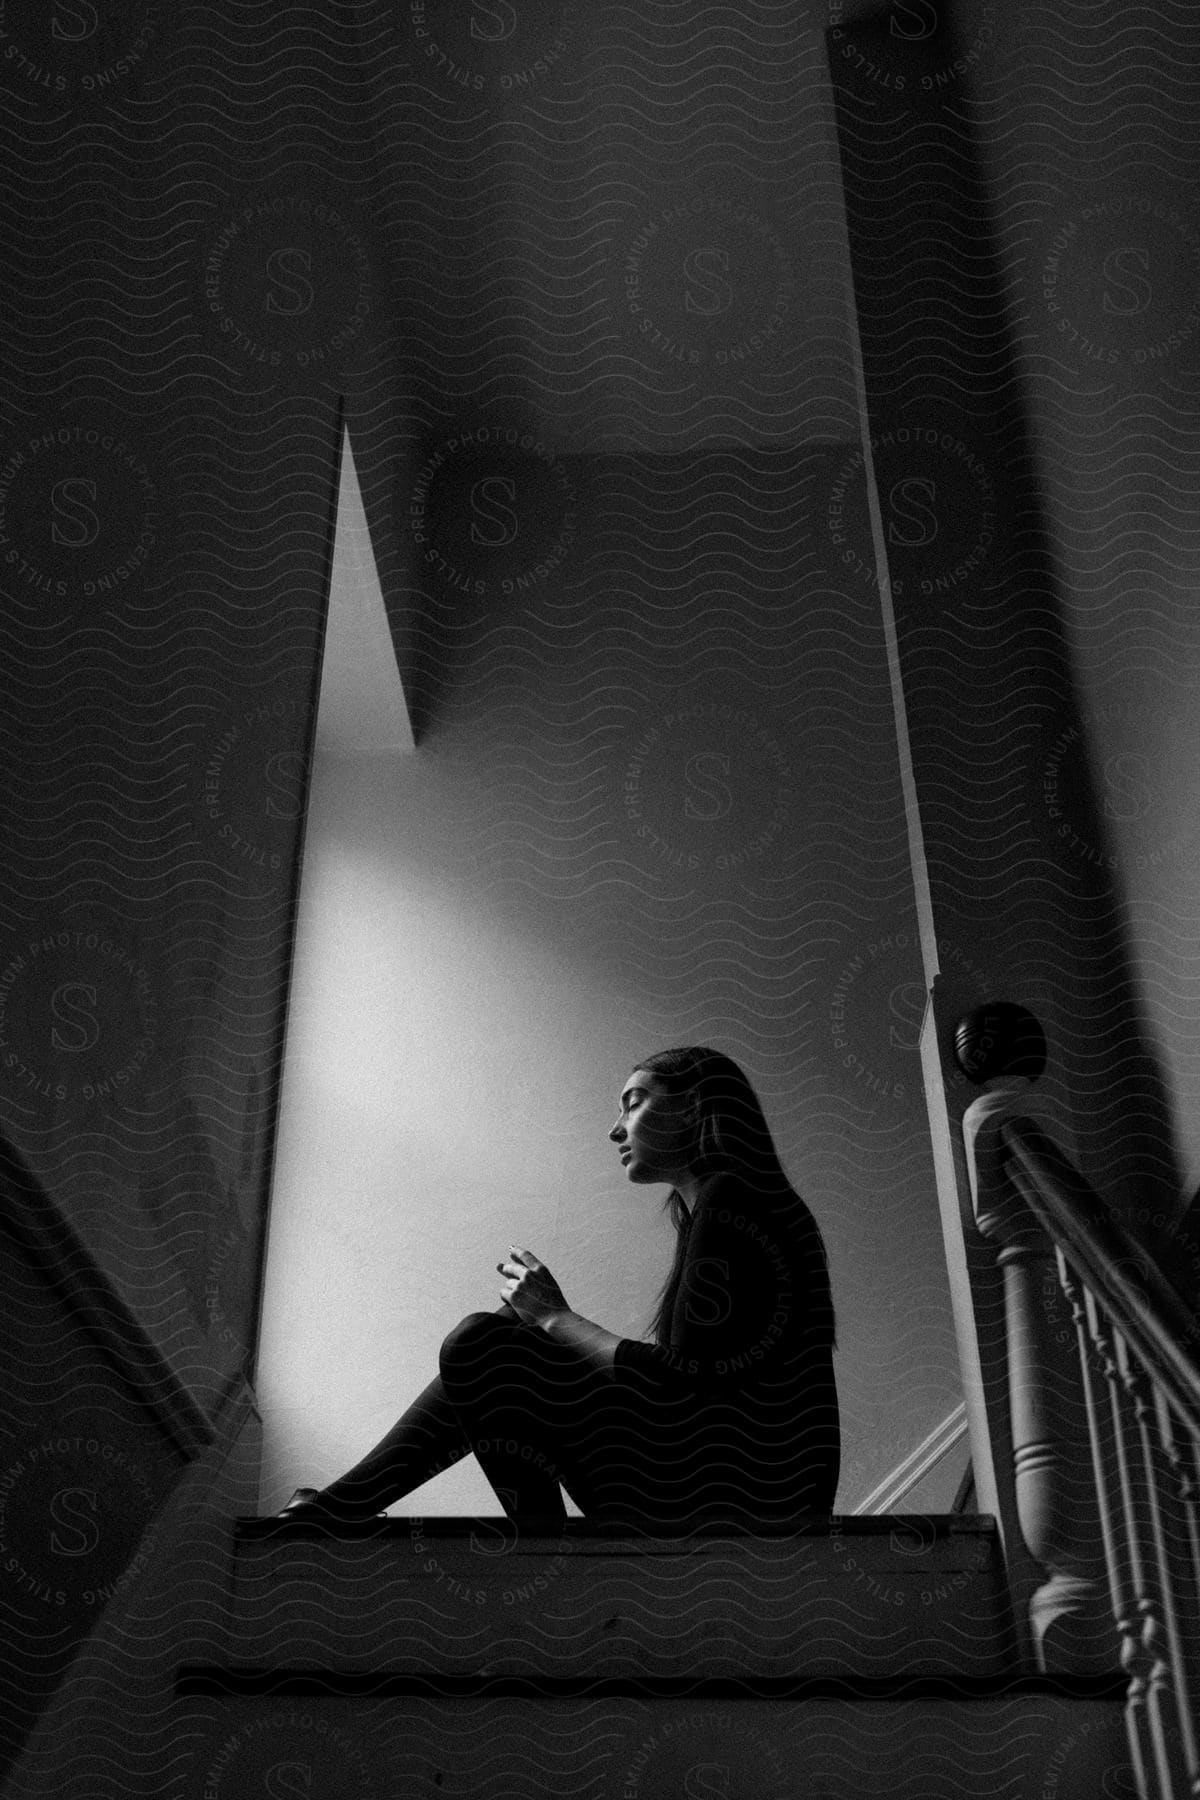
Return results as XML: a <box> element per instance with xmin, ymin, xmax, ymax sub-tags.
<box><xmin>634</xmin><ymin>1046</ymin><xmax>836</xmax><ymax>1350</ymax></box>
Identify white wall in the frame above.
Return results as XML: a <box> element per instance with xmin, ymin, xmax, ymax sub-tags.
<box><xmin>252</xmin><ymin>1</ymin><xmax>969</xmax><ymax>1514</ymax></box>
<box><xmin>256</xmin><ymin>747</ymin><xmax>625</xmax><ymax>1513</ymax></box>
<box><xmin>254</xmin><ymin>599</ymin><xmax>965</xmax><ymax>1517</ymax></box>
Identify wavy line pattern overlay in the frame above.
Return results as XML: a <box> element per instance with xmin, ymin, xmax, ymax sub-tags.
<box><xmin>0</xmin><ymin>0</ymin><xmax>1187</xmax><ymax>1793</ymax></box>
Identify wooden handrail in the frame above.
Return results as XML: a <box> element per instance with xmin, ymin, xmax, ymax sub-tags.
<box><xmin>957</xmin><ymin>1004</ymin><xmax>1200</xmax><ymax>1778</ymax></box>
<box><xmin>1000</xmin><ymin>1116</ymin><xmax>1200</xmax><ymax>1441</ymax></box>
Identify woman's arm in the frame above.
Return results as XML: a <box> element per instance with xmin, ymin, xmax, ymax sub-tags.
<box><xmin>539</xmin><ymin>1307</ymin><xmax>622</xmax><ymax>1373</ymax></box>
<box><xmin>498</xmin><ymin>1247</ymin><xmax>621</xmax><ymax>1374</ymax></box>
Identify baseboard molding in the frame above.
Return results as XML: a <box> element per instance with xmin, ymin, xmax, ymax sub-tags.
<box><xmin>852</xmin><ymin>1403</ymin><xmax>968</xmax><ymax>1515</ymax></box>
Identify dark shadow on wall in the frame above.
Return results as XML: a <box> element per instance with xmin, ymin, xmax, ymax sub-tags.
<box><xmin>825</xmin><ymin>3</ymin><xmax>1185</xmax><ymax>1241</ymax></box>
<box><xmin>0</xmin><ymin>1132</ymin><xmax>201</xmax><ymax>1786</ymax></box>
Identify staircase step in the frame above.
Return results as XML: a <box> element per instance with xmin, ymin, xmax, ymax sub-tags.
<box><xmin>180</xmin><ymin>1667</ymin><xmax>1127</xmax><ymax>1700</ymax></box>
<box><xmin>173</xmin><ymin>1684</ymin><xmax>1133</xmax><ymax>1800</ymax></box>
<box><xmin>224</xmin><ymin>1513</ymin><xmax>1024</xmax><ymax>1679</ymax></box>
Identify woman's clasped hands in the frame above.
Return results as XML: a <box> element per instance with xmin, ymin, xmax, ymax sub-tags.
<box><xmin>497</xmin><ymin>1246</ymin><xmax>570</xmax><ymax>1329</ymax></box>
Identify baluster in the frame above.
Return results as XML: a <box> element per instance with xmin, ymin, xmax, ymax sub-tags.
<box><xmin>1116</xmin><ymin>1329</ymin><xmax>1200</xmax><ymax>1797</ymax></box>
<box><xmin>1152</xmin><ymin>1384</ymin><xmax>1200</xmax><ymax>1798</ymax></box>
<box><xmin>1086</xmin><ymin>1291</ymin><xmax>1187</xmax><ymax>1800</ymax></box>
<box><xmin>966</xmin><ymin>1088</ymin><xmax>1111</xmax><ymax>1674</ymax></box>
<box><xmin>1089</xmin><ymin>1292</ymin><xmax>1183</xmax><ymax>1797</ymax></box>
<box><xmin>955</xmin><ymin>1001</ymin><xmax>1200</xmax><ymax>1797</ymax></box>
<box><xmin>1059</xmin><ymin>1256</ymin><xmax>1152</xmax><ymax>1800</ymax></box>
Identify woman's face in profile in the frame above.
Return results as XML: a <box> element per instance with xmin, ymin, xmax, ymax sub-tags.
<box><xmin>610</xmin><ymin>1069</ymin><xmax>698</xmax><ymax>1185</ymax></box>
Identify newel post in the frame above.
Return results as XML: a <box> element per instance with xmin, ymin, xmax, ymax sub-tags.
<box><xmin>957</xmin><ymin>1004</ymin><xmax>1114</xmax><ymax>1678</ymax></box>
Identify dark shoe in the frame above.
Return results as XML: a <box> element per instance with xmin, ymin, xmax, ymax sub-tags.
<box><xmin>273</xmin><ymin>1486</ymin><xmax>387</xmax><ymax>1522</ymax></box>
<box><xmin>274</xmin><ymin>1486</ymin><xmax>324</xmax><ymax>1518</ymax></box>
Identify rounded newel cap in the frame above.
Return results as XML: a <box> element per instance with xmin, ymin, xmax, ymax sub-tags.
<box><xmin>954</xmin><ymin>1003</ymin><xmax>1047</xmax><ymax>1084</ymax></box>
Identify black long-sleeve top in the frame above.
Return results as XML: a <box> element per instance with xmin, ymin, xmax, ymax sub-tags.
<box><xmin>609</xmin><ymin>1169</ymin><xmax>840</xmax><ymax>1518</ymax></box>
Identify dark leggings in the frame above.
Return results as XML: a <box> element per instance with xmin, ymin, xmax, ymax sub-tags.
<box><xmin>319</xmin><ymin>1304</ymin><xmax>837</xmax><ymax>1528</ymax></box>
<box><xmin>319</xmin><ymin>1305</ymin><xmax>608</xmax><ymax>1525</ymax></box>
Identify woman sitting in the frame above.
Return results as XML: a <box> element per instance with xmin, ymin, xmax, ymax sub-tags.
<box><xmin>276</xmin><ymin>1045</ymin><xmax>839</xmax><ymax>1530</ymax></box>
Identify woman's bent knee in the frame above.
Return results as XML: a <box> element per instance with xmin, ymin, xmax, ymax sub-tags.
<box><xmin>439</xmin><ymin>1309</ymin><xmax>511</xmax><ymax>1373</ymax></box>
